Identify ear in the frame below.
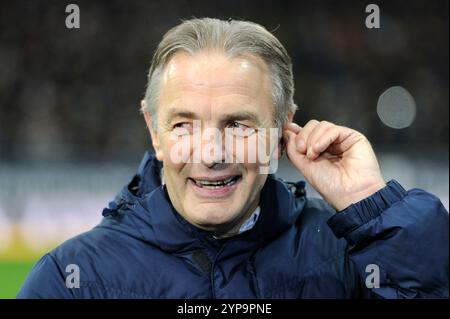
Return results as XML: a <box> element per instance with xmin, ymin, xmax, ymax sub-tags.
<box><xmin>273</xmin><ymin>109</ymin><xmax>297</xmax><ymax>160</ymax></box>
<box><xmin>142</xmin><ymin>100</ymin><xmax>164</xmax><ymax>161</ymax></box>
<box><xmin>272</xmin><ymin>133</ymin><xmax>283</xmax><ymax>161</ymax></box>
<box><xmin>287</xmin><ymin>108</ymin><xmax>296</xmax><ymax>123</ymax></box>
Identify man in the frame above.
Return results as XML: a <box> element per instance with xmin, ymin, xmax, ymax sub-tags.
<box><xmin>18</xmin><ymin>18</ymin><xmax>448</xmax><ymax>298</ymax></box>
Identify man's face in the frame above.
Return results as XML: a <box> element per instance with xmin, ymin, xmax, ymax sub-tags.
<box><xmin>145</xmin><ymin>51</ymin><xmax>277</xmax><ymax>236</ymax></box>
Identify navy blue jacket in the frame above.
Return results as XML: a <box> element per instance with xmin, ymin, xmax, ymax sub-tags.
<box><xmin>17</xmin><ymin>152</ymin><xmax>449</xmax><ymax>298</ymax></box>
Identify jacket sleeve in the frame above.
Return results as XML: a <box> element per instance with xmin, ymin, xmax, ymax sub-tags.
<box><xmin>16</xmin><ymin>253</ymin><xmax>74</xmax><ymax>299</ymax></box>
<box><xmin>327</xmin><ymin>180</ymin><xmax>449</xmax><ymax>299</ymax></box>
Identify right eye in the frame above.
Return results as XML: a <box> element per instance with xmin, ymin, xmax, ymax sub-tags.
<box><xmin>172</xmin><ymin>122</ymin><xmax>193</xmax><ymax>135</ymax></box>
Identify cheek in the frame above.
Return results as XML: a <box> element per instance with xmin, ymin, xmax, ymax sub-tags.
<box><xmin>226</xmin><ymin>134</ymin><xmax>275</xmax><ymax>166</ymax></box>
<box><xmin>225</xmin><ymin>135</ymin><xmax>256</xmax><ymax>165</ymax></box>
<box><xmin>163</xmin><ymin>134</ymin><xmax>193</xmax><ymax>167</ymax></box>
<box><xmin>240</xmin><ymin>171</ymin><xmax>267</xmax><ymax>202</ymax></box>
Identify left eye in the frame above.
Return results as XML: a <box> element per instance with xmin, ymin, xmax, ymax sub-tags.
<box><xmin>230</xmin><ymin>122</ymin><xmax>248</xmax><ymax>129</ymax></box>
<box><xmin>227</xmin><ymin>122</ymin><xmax>255</xmax><ymax>137</ymax></box>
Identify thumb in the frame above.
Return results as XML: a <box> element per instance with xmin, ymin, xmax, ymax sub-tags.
<box><xmin>283</xmin><ymin>130</ymin><xmax>297</xmax><ymax>154</ymax></box>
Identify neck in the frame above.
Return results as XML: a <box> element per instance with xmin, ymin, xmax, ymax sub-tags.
<box><xmin>210</xmin><ymin>200</ymin><xmax>260</xmax><ymax>239</ymax></box>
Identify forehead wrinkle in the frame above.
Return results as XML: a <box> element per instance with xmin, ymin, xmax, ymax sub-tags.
<box><xmin>170</xmin><ymin>83</ymin><xmax>255</xmax><ymax>99</ymax></box>
<box><xmin>162</xmin><ymin>52</ymin><xmax>271</xmax><ymax>93</ymax></box>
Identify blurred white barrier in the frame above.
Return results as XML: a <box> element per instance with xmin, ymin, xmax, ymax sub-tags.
<box><xmin>0</xmin><ymin>164</ymin><xmax>135</xmax><ymax>256</ymax></box>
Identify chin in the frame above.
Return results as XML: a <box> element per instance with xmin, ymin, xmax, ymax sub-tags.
<box><xmin>188</xmin><ymin>208</ymin><xmax>238</xmax><ymax>228</ymax></box>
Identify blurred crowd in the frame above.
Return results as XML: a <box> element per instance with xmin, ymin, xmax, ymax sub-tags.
<box><xmin>0</xmin><ymin>0</ymin><xmax>448</xmax><ymax>163</ymax></box>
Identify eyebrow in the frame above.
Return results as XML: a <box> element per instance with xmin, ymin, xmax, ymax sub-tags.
<box><xmin>165</xmin><ymin>109</ymin><xmax>199</xmax><ymax>124</ymax></box>
<box><xmin>165</xmin><ymin>108</ymin><xmax>262</xmax><ymax>126</ymax></box>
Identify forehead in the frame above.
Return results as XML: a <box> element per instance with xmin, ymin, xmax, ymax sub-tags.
<box><xmin>159</xmin><ymin>51</ymin><xmax>273</xmax><ymax>101</ymax></box>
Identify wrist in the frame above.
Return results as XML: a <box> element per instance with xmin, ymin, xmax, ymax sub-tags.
<box><xmin>335</xmin><ymin>181</ymin><xmax>386</xmax><ymax>211</ymax></box>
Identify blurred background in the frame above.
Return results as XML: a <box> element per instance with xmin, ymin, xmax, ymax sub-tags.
<box><xmin>0</xmin><ymin>0</ymin><xmax>448</xmax><ymax>298</ymax></box>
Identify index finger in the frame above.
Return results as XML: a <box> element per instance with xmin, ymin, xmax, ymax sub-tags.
<box><xmin>284</xmin><ymin>122</ymin><xmax>302</xmax><ymax>134</ymax></box>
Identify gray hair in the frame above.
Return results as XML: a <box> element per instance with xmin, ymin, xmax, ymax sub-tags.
<box><xmin>142</xmin><ymin>18</ymin><xmax>296</xmax><ymax>128</ymax></box>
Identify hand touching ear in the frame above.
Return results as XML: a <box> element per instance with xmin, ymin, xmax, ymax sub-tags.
<box><xmin>283</xmin><ymin>120</ymin><xmax>386</xmax><ymax>211</ymax></box>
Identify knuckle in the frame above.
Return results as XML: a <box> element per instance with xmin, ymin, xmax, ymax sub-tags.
<box><xmin>304</xmin><ymin>119</ymin><xmax>319</xmax><ymax>129</ymax></box>
<box><xmin>295</xmin><ymin>133</ymin><xmax>304</xmax><ymax>143</ymax></box>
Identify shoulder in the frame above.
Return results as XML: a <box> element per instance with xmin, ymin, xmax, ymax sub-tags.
<box><xmin>16</xmin><ymin>227</ymin><xmax>113</xmax><ymax>298</ymax></box>
<box><xmin>49</xmin><ymin>220</ymin><xmax>158</xmax><ymax>276</ymax></box>
<box><xmin>17</xmin><ymin>222</ymin><xmax>160</xmax><ymax>298</ymax></box>
<box><xmin>16</xmin><ymin>252</ymin><xmax>74</xmax><ymax>298</ymax></box>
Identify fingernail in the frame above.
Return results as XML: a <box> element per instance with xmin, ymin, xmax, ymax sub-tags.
<box><xmin>296</xmin><ymin>139</ymin><xmax>305</xmax><ymax>150</ymax></box>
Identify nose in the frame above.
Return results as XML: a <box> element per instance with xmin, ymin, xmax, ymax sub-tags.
<box><xmin>201</xmin><ymin>129</ymin><xmax>225</xmax><ymax>168</ymax></box>
<box><xmin>207</xmin><ymin>162</ymin><xmax>231</xmax><ymax>171</ymax></box>
<box><xmin>197</xmin><ymin>126</ymin><xmax>227</xmax><ymax>167</ymax></box>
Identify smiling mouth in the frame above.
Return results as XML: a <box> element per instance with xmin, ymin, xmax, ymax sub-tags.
<box><xmin>188</xmin><ymin>175</ymin><xmax>242</xmax><ymax>189</ymax></box>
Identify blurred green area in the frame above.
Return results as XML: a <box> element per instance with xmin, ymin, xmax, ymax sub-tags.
<box><xmin>0</xmin><ymin>260</ymin><xmax>36</xmax><ymax>298</ymax></box>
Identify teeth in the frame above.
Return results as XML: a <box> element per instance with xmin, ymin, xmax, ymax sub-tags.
<box><xmin>193</xmin><ymin>176</ymin><xmax>239</xmax><ymax>188</ymax></box>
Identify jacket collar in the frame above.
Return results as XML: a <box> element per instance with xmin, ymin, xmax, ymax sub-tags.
<box><xmin>107</xmin><ymin>151</ymin><xmax>306</xmax><ymax>254</ymax></box>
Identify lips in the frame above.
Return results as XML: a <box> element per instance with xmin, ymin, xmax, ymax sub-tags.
<box><xmin>189</xmin><ymin>175</ymin><xmax>241</xmax><ymax>188</ymax></box>
<box><xmin>188</xmin><ymin>175</ymin><xmax>242</xmax><ymax>197</ymax></box>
